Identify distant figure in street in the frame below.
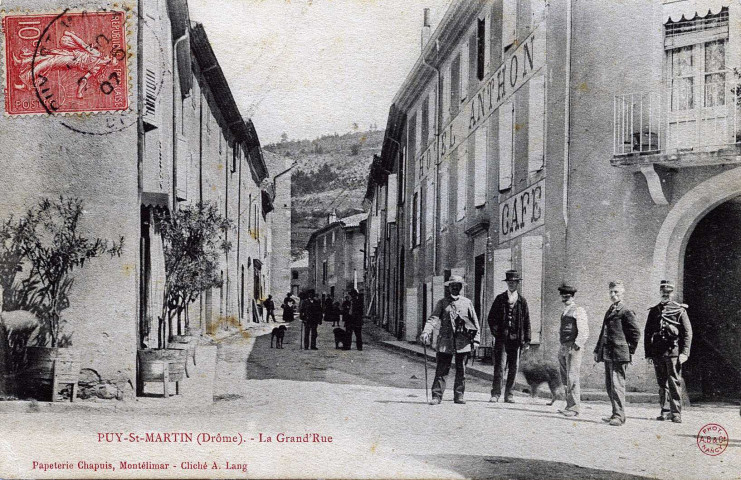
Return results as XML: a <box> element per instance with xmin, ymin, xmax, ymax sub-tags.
<box><xmin>488</xmin><ymin>270</ymin><xmax>530</xmax><ymax>403</ymax></box>
<box><xmin>420</xmin><ymin>275</ymin><xmax>480</xmax><ymax>405</ymax></box>
<box><xmin>328</xmin><ymin>301</ymin><xmax>341</xmax><ymax>327</ymax></box>
<box><xmin>594</xmin><ymin>280</ymin><xmax>641</xmax><ymax>426</ymax></box>
<box><xmin>264</xmin><ymin>295</ymin><xmax>276</xmax><ymax>322</ymax></box>
<box><xmin>644</xmin><ymin>280</ymin><xmax>692</xmax><ymax>423</ymax></box>
<box><xmin>282</xmin><ymin>292</ymin><xmax>295</xmax><ymax>323</ymax></box>
<box><xmin>341</xmin><ymin>295</ymin><xmax>352</xmax><ymax>324</ymax></box>
<box><xmin>303</xmin><ymin>293</ymin><xmax>323</xmax><ymax>350</ymax></box>
<box><xmin>557</xmin><ymin>284</ymin><xmax>589</xmax><ymax>417</ymax></box>
<box><xmin>343</xmin><ymin>289</ymin><xmax>364</xmax><ymax>351</ymax></box>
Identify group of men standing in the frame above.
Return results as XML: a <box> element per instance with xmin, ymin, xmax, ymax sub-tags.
<box><xmin>299</xmin><ymin>290</ymin><xmax>364</xmax><ymax>350</ymax></box>
<box><xmin>421</xmin><ymin>270</ymin><xmax>693</xmax><ymax>426</ymax></box>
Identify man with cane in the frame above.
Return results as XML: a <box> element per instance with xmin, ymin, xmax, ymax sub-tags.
<box><xmin>420</xmin><ymin>275</ymin><xmax>480</xmax><ymax>405</ymax></box>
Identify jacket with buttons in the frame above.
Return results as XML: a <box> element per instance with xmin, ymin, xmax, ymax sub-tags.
<box><xmin>594</xmin><ymin>302</ymin><xmax>641</xmax><ymax>363</ymax></box>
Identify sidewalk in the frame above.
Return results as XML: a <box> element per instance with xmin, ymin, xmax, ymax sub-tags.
<box><xmin>373</xmin><ymin>330</ymin><xmax>659</xmax><ymax>404</ymax></box>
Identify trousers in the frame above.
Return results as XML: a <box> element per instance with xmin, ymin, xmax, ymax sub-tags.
<box><xmin>653</xmin><ymin>356</ymin><xmax>683</xmax><ymax>417</ymax></box>
<box><xmin>604</xmin><ymin>361</ymin><xmax>628</xmax><ymax>422</ymax></box>
<box><xmin>303</xmin><ymin>322</ymin><xmax>318</xmax><ymax>349</ymax></box>
<box><xmin>559</xmin><ymin>343</ymin><xmax>583</xmax><ymax>412</ymax></box>
<box><xmin>492</xmin><ymin>339</ymin><xmax>520</xmax><ymax>398</ymax></box>
<box><xmin>431</xmin><ymin>352</ymin><xmax>468</xmax><ymax>400</ymax></box>
<box><xmin>343</xmin><ymin>324</ymin><xmax>363</xmax><ymax>350</ymax></box>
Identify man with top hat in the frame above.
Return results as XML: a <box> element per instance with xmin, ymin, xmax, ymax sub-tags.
<box><xmin>644</xmin><ymin>280</ymin><xmax>692</xmax><ymax>423</ymax></box>
<box><xmin>420</xmin><ymin>275</ymin><xmax>480</xmax><ymax>405</ymax></box>
<box><xmin>557</xmin><ymin>283</ymin><xmax>589</xmax><ymax>417</ymax></box>
<box><xmin>594</xmin><ymin>280</ymin><xmax>641</xmax><ymax>426</ymax></box>
<box><xmin>488</xmin><ymin>270</ymin><xmax>531</xmax><ymax>403</ymax></box>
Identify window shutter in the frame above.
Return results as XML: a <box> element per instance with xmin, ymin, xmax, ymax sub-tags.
<box><xmin>450</xmin><ymin>55</ymin><xmax>461</xmax><ymax>115</ymax></box>
<box><xmin>438</xmin><ymin>165</ymin><xmax>449</xmax><ymax>228</ymax></box>
<box><xmin>521</xmin><ymin>235</ymin><xmax>543</xmax><ymax>344</ymax></box>
<box><xmin>528</xmin><ymin>74</ymin><xmax>546</xmax><ymax>173</ymax></box>
<box><xmin>387</xmin><ymin>174</ymin><xmax>398</xmax><ymax>223</ymax></box>
<box><xmin>461</xmin><ymin>42</ymin><xmax>469</xmax><ymax>101</ymax></box>
<box><xmin>502</xmin><ymin>0</ymin><xmax>517</xmax><ymax>51</ymax></box>
<box><xmin>176</xmin><ymin>135</ymin><xmax>188</xmax><ymax>201</ymax></box>
<box><xmin>456</xmin><ymin>144</ymin><xmax>467</xmax><ymax>220</ymax></box>
<box><xmin>142</xmin><ymin>7</ymin><xmax>160</xmax><ymax>131</ymax></box>
<box><xmin>425</xmin><ymin>177</ymin><xmax>434</xmax><ymax>240</ymax></box>
<box><xmin>405</xmin><ymin>287</ymin><xmax>419</xmax><ymax>342</ymax></box>
<box><xmin>498</xmin><ymin>103</ymin><xmax>514</xmax><ymax>191</ymax></box>
<box><xmin>474</xmin><ymin>124</ymin><xmax>488</xmax><ymax>206</ymax></box>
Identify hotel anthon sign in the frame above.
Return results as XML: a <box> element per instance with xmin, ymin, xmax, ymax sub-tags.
<box><xmin>439</xmin><ymin>22</ymin><xmax>546</xmax><ymax>158</ymax></box>
<box><xmin>499</xmin><ymin>179</ymin><xmax>545</xmax><ymax>243</ymax></box>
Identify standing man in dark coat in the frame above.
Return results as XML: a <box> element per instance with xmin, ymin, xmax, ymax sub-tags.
<box><xmin>644</xmin><ymin>280</ymin><xmax>692</xmax><ymax>423</ymax></box>
<box><xmin>488</xmin><ymin>270</ymin><xmax>530</xmax><ymax>403</ymax></box>
<box><xmin>594</xmin><ymin>280</ymin><xmax>641</xmax><ymax>426</ymax></box>
<box><xmin>420</xmin><ymin>275</ymin><xmax>481</xmax><ymax>405</ymax></box>
<box><xmin>303</xmin><ymin>293</ymin><xmax>323</xmax><ymax>350</ymax></box>
<box><xmin>264</xmin><ymin>295</ymin><xmax>276</xmax><ymax>322</ymax></box>
<box><xmin>344</xmin><ymin>289</ymin><xmax>364</xmax><ymax>351</ymax></box>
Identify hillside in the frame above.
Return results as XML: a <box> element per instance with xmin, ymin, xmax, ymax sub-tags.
<box><xmin>263</xmin><ymin>129</ymin><xmax>384</xmax><ymax>259</ymax></box>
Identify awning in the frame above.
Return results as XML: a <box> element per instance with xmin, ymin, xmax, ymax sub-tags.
<box><xmin>663</xmin><ymin>0</ymin><xmax>728</xmax><ymax>23</ymax></box>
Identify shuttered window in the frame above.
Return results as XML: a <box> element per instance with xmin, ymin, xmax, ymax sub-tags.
<box><xmin>499</xmin><ymin>103</ymin><xmax>514</xmax><ymax>191</ymax></box>
<box><xmin>521</xmin><ymin>235</ymin><xmax>543</xmax><ymax>344</ymax></box>
<box><xmin>456</xmin><ymin>143</ymin><xmax>467</xmax><ymax>220</ymax></box>
<box><xmin>474</xmin><ymin>124</ymin><xmax>488</xmax><ymax>206</ymax></box>
<box><xmin>528</xmin><ymin>74</ymin><xmax>546</xmax><ymax>173</ymax></box>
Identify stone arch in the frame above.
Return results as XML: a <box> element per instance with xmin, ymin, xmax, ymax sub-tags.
<box><xmin>651</xmin><ymin>166</ymin><xmax>741</xmax><ymax>300</ymax></box>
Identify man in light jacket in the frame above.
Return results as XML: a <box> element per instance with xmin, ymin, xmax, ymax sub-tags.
<box><xmin>557</xmin><ymin>283</ymin><xmax>589</xmax><ymax>417</ymax></box>
<box><xmin>420</xmin><ymin>275</ymin><xmax>480</xmax><ymax>405</ymax></box>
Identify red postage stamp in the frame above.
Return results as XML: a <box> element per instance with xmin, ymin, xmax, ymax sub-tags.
<box><xmin>3</xmin><ymin>10</ymin><xmax>129</xmax><ymax>115</ymax></box>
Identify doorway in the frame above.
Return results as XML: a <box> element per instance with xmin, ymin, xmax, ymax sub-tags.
<box><xmin>683</xmin><ymin>196</ymin><xmax>741</xmax><ymax>400</ymax></box>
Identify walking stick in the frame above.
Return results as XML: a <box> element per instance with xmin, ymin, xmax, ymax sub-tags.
<box><xmin>423</xmin><ymin>340</ymin><xmax>429</xmax><ymax>404</ymax></box>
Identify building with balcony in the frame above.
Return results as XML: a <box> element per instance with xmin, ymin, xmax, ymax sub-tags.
<box><xmin>306</xmin><ymin>212</ymin><xmax>365</xmax><ymax>302</ymax></box>
<box><xmin>0</xmin><ymin>0</ymin><xmax>275</xmax><ymax>399</ymax></box>
<box><xmin>368</xmin><ymin>0</ymin><xmax>741</xmax><ymax>398</ymax></box>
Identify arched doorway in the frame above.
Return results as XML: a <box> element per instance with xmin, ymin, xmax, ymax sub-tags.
<box><xmin>683</xmin><ymin>196</ymin><xmax>741</xmax><ymax>399</ymax></box>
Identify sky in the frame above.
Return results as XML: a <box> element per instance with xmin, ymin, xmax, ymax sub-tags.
<box><xmin>188</xmin><ymin>0</ymin><xmax>451</xmax><ymax>145</ymax></box>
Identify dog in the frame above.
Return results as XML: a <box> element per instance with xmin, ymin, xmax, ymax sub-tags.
<box><xmin>270</xmin><ymin>325</ymin><xmax>287</xmax><ymax>349</ymax></box>
<box><xmin>520</xmin><ymin>351</ymin><xmax>563</xmax><ymax>405</ymax></box>
<box><xmin>333</xmin><ymin>328</ymin><xmax>346</xmax><ymax>349</ymax></box>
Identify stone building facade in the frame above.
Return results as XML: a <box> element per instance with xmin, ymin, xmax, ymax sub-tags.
<box><xmin>367</xmin><ymin>0</ymin><xmax>741</xmax><ymax>397</ymax></box>
<box><xmin>0</xmin><ymin>0</ymin><xmax>276</xmax><ymax>397</ymax></box>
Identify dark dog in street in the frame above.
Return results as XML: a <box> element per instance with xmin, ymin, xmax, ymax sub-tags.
<box><xmin>271</xmin><ymin>325</ymin><xmax>287</xmax><ymax>348</ymax></box>
<box><xmin>520</xmin><ymin>351</ymin><xmax>563</xmax><ymax>405</ymax></box>
<box><xmin>333</xmin><ymin>328</ymin><xmax>346</xmax><ymax>349</ymax></box>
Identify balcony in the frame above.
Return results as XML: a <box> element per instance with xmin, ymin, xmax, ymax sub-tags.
<box><xmin>613</xmin><ymin>75</ymin><xmax>741</xmax><ymax>168</ymax></box>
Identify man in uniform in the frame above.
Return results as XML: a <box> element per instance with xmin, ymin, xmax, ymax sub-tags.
<box><xmin>556</xmin><ymin>284</ymin><xmax>589</xmax><ymax>417</ymax></box>
<box><xmin>594</xmin><ymin>280</ymin><xmax>641</xmax><ymax>426</ymax></box>
<box><xmin>644</xmin><ymin>280</ymin><xmax>692</xmax><ymax>423</ymax></box>
<box><xmin>488</xmin><ymin>270</ymin><xmax>530</xmax><ymax>403</ymax></box>
<box><xmin>420</xmin><ymin>275</ymin><xmax>480</xmax><ymax>405</ymax></box>
<box><xmin>303</xmin><ymin>292</ymin><xmax>323</xmax><ymax>350</ymax></box>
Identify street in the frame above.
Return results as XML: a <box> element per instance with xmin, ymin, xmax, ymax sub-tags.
<box><xmin>0</xmin><ymin>320</ymin><xmax>739</xmax><ymax>479</ymax></box>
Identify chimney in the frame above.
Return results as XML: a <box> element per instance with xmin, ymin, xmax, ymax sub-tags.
<box><xmin>421</xmin><ymin>8</ymin><xmax>431</xmax><ymax>51</ymax></box>
<box><xmin>328</xmin><ymin>209</ymin><xmax>338</xmax><ymax>225</ymax></box>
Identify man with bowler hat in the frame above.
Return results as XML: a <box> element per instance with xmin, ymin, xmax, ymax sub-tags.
<box><xmin>557</xmin><ymin>284</ymin><xmax>589</xmax><ymax>417</ymax></box>
<box><xmin>644</xmin><ymin>280</ymin><xmax>692</xmax><ymax>423</ymax></box>
<box><xmin>420</xmin><ymin>275</ymin><xmax>480</xmax><ymax>405</ymax></box>
<box><xmin>594</xmin><ymin>280</ymin><xmax>641</xmax><ymax>426</ymax></box>
<box><xmin>488</xmin><ymin>270</ymin><xmax>530</xmax><ymax>403</ymax></box>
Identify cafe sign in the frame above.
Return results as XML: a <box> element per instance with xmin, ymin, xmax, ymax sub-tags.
<box><xmin>499</xmin><ymin>180</ymin><xmax>544</xmax><ymax>243</ymax></box>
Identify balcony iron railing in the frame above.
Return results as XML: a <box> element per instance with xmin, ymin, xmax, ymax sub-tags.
<box><xmin>614</xmin><ymin>74</ymin><xmax>741</xmax><ymax>157</ymax></box>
